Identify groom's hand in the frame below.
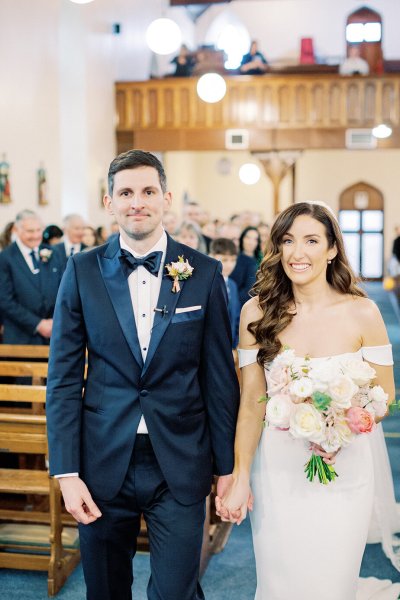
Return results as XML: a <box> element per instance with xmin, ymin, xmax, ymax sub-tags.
<box><xmin>58</xmin><ymin>477</ymin><xmax>102</xmax><ymax>524</ymax></box>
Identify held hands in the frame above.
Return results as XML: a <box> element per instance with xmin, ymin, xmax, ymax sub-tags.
<box><xmin>309</xmin><ymin>442</ymin><xmax>340</xmax><ymax>465</ymax></box>
<box><xmin>215</xmin><ymin>473</ymin><xmax>253</xmax><ymax>526</ymax></box>
<box><xmin>58</xmin><ymin>477</ymin><xmax>102</xmax><ymax>525</ymax></box>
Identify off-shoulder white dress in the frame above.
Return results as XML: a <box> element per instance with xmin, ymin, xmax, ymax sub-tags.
<box><xmin>238</xmin><ymin>346</ymin><xmax>400</xmax><ymax>600</ymax></box>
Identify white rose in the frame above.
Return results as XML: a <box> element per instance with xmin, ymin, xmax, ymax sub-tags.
<box><xmin>341</xmin><ymin>359</ymin><xmax>376</xmax><ymax>386</ymax></box>
<box><xmin>290</xmin><ymin>377</ymin><xmax>314</xmax><ymax>399</ymax></box>
<box><xmin>272</xmin><ymin>348</ymin><xmax>296</xmax><ymax>369</ymax></box>
<box><xmin>174</xmin><ymin>261</ymin><xmax>187</xmax><ymax>274</ymax></box>
<box><xmin>328</xmin><ymin>375</ymin><xmax>358</xmax><ymax>409</ymax></box>
<box><xmin>309</xmin><ymin>360</ymin><xmax>341</xmax><ymax>393</ymax></box>
<box><xmin>368</xmin><ymin>385</ymin><xmax>388</xmax><ymax>418</ymax></box>
<box><xmin>321</xmin><ymin>416</ymin><xmax>353</xmax><ymax>452</ymax></box>
<box><xmin>289</xmin><ymin>403</ymin><xmax>325</xmax><ymax>443</ymax></box>
<box><xmin>265</xmin><ymin>394</ymin><xmax>292</xmax><ymax>428</ymax></box>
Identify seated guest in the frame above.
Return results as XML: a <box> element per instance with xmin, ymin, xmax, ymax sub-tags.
<box><xmin>239</xmin><ymin>225</ymin><xmax>263</xmax><ymax>265</ymax></box>
<box><xmin>339</xmin><ymin>45</ymin><xmax>369</xmax><ymax>75</ymax></box>
<box><xmin>82</xmin><ymin>226</ymin><xmax>99</xmax><ymax>250</ymax></box>
<box><xmin>53</xmin><ymin>213</ymin><xmax>86</xmax><ymax>271</ymax></box>
<box><xmin>209</xmin><ymin>238</ymin><xmax>240</xmax><ymax>349</ymax></box>
<box><xmin>95</xmin><ymin>225</ymin><xmax>108</xmax><ymax>244</ymax></box>
<box><xmin>175</xmin><ymin>221</ymin><xmax>207</xmax><ymax>254</ymax></box>
<box><xmin>0</xmin><ymin>221</ymin><xmax>15</xmax><ymax>251</ymax></box>
<box><xmin>217</xmin><ymin>222</ymin><xmax>241</xmax><ymax>251</ymax></box>
<box><xmin>42</xmin><ymin>224</ymin><xmax>63</xmax><ymax>246</ymax></box>
<box><xmin>0</xmin><ymin>210</ymin><xmax>63</xmax><ymax>344</ymax></box>
<box><xmin>163</xmin><ymin>210</ymin><xmax>180</xmax><ymax>235</ymax></box>
<box><xmin>230</xmin><ymin>229</ymin><xmax>258</xmax><ymax>306</ymax></box>
<box><xmin>258</xmin><ymin>222</ymin><xmax>270</xmax><ymax>253</ymax></box>
<box><xmin>171</xmin><ymin>44</ymin><xmax>196</xmax><ymax>77</ymax></box>
<box><xmin>240</xmin><ymin>40</ymin><xmax>268</xmax><ymax>75</ymax></box>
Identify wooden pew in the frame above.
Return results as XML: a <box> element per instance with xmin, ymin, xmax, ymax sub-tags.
<box><xmin>0</xmin><ymin>345</ymin><xmax>50</xmax><ymax>360</ymax></box>
<box><xmin>0</xmin><ymin>384</ymin><xmax>80</xmax><ymax>596</ymax></box>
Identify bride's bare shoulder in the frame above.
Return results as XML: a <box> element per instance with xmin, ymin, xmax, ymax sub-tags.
<box><xmin>241</xmin><ymin>296</ymin><xmax>263</xmax><ymax>324</ymax></box>
<box><xmin>347</xmin><ymin>295</ymin><xmax>381</xmax><ymax>321</ymax></box>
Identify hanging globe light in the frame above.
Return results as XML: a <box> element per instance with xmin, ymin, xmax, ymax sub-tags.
<box><xmin>69</xmin><ymin>0</ymin><xmax>95</xmax><ymax>4</ymax></box>
<box><xmin>197</xmin><ymin>73</ymin><xmax>226</xmax><ymax>103</ymax></box>
<box><xmin>372</xmin><ymin>124</ymin><xmax>392</xmax><ymax>139</ymax></box>
<box><xmin>239</xmin><ymin>163</ymin><xmax>261</xmax><ymax>185</ymax></box>
<box><xmin>145</xmin><ymin>18</ymin><xmax>182</xmax><ymax>55</ymax></box>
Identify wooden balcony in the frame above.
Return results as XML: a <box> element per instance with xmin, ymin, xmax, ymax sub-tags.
<box><xmin>115</xmin><ymin>74</ymin><xmax>400</xmax><ymax>152</ymax></box>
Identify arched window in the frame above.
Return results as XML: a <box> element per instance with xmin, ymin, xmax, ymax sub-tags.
<box><xmin>338</xmin><ymin>181</ymin><xmax>384</xmax><ymax>280</ymax></box>
<box><xmin>345</xmin><ymin>6</ymin><xmax>383</xmax><ymax>74</ymax></box>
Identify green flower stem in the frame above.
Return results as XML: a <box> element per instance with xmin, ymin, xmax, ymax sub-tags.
<box><xmin>304</xmin><ymin>453</ymin><xmax>339</xmax><ymax>485</ymax></box>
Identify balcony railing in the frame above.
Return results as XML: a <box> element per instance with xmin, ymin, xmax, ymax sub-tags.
<box><xmin>115</xmin><ymin>74</ymin><xmax>400</xmax><ymax>151</ymax></box>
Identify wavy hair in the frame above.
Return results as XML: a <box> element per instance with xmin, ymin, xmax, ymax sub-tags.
<box><xmin>249</xmin><ymin>202</ymin><xmax>366</xmax><ymax>366</ymax></box>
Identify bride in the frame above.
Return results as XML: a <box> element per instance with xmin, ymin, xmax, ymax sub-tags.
<box><xmin>217</xmin><ymin>202</ymin><xmax>397</xmax><ymax>599</ymax></box>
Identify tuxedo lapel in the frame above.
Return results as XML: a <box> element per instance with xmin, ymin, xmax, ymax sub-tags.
<box><xmin>12</xmin><ymin>244</ymin><xmax>42</xmax><ymax>293</ymax></box>
<box><xmin>142</xmin><ymin>237</ymin><xmax>191</xmax><ymax>378</ymax></box>
<box><xmin>97</xmin><ymin>238</ymin><xmax>143</xmax><ymax>369</ymax></box>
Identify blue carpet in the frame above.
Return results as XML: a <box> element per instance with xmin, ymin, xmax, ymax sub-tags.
<box><xmin>0</xmin><ymin>283</ymin><xmax>399</xmax><ymax>599</ymax></box>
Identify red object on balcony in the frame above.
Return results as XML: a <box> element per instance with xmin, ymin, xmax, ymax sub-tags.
<box><xmin>300</xmin><ymin>37</ymin><xmax>315</xmax><ymax>64</ymax></box>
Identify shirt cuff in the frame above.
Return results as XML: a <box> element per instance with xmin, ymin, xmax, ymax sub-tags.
<box><xmin>54</xmin><ymin>472</ymin><xmax>79</xmax><ymax>478</ymax></box>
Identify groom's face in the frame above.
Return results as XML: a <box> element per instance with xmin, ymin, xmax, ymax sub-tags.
<box><xmin>104</xmin><ymin>166</ymin><xmax>172</xmax><ymax>240</ymax></box>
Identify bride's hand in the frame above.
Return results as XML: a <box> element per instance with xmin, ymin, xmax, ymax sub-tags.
<box><xmin>215</xmin><ymin>473</ymin><xmax>253</xmax><ymax>525</ymax></box>
<box><xmin>309</xmin><ymin>442</ymin><xmax>340</xmax><ymax>465</ymax></box>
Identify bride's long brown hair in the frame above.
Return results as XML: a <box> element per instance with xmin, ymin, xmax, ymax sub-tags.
<box><xmin>250</xmin><ymin>202</ymin><xmax>366</xmax><ymax>366</ymax></box>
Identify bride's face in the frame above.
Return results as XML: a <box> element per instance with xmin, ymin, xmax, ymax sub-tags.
<box><xmin>280</xmin><ymin>215</ymin><xmax>337</xmax><ymax>285</ymax></box>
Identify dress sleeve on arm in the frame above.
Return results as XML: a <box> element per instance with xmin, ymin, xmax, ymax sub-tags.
<box><xmin>361</xmin><ymin>344</ymin><xmax>393</xmax><ymax>366</ymax></box>
<box><xmin>237</xmin><ymin>348</ymin><xmax>259</xmax><ymax>368</ymax></box>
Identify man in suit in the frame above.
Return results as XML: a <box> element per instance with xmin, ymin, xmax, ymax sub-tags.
<box><xmin>53</xmin><ymin>213</ymin><xmax>86</xmax><ymax>271</ymax></box>
<box><xmin>0</xmin><ymin>209</ymin><xmax>62</xmax><ymax>344</ymax></box>
<box><xmin>46</xmin><ymin>150</ymin><xmax>240</xmax><ymax>600</ymax></box>
<box><xmin>209</xmin><ymin>238</ymin><xmax>240</xmax><ymax>349</ymax></box>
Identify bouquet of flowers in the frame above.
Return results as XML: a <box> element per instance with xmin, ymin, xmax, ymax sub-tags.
<box><xmin>263</xmin><ymin>348</ymin><xmax>388</xmax><ymax>484</ymax></box>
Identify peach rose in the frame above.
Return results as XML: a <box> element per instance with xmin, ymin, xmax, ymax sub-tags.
<box><xmin>346</xmin><ymin>407</ymin><xmax>376</xmax><ymax>434</ymax></box>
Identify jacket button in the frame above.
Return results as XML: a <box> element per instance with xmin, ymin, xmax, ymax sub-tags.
<box><xmin>140</xmin><ymin>389</ymin><xmax>148</xmax><ymax>397</ymax></box>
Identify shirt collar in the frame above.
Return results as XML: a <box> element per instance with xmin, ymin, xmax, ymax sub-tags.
<box><xmin>16</xmin><ymin>237</ymin><xmax>39</xmax><ymax>257</ymax></box>
<box><xmin>119</xmin><ymin>230</ymin><xmax>167</xmax><ymax>261</ymax></box>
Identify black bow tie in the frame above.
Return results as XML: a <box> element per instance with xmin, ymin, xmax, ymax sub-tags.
<box><xmin>119</xmin><ymin>248</ymin><xmax>163</xmax><ymax>278</ymax></box>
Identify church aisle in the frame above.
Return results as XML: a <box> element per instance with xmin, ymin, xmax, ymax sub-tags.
<box><xmin>0</xmin><ymin>285</ymin><xmax>399</xmax><ymax>599</ymax></box>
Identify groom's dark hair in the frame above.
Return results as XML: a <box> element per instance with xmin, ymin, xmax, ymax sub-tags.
<box><xmin>108</xmin><ymin>150</ymin><xmax>167</xmax><ymax>195</ymax></box>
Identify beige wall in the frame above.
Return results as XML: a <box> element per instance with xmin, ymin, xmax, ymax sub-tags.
<box><xmin>296</xmin><ymin>149</ymin><xmax>400</xmax><ymax>259</ymax></box>
<box><xmin>164</xmin><ymin>148</ymin><xmax>399</xmax><ymax>262</ymax></box>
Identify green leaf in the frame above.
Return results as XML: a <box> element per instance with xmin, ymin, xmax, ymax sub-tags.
<box><xmin>258</xmin><ymin>395</ymin><xmax>269</xmax><ymax>404</ymax></box>
<box><xmin>311</xmin><ymin>391</ymin><xmax>332</xmax><ymax>411</ymax></box>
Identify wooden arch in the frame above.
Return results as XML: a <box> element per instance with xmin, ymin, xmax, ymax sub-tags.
<box><xmin>346</xmin><ymin>6</ymin><xmax>383</xmax><ymax>74</ymax></box>
<box><xmin>339</xmin><ymin>181</ymin><xmax>383</xmax><ymax>210</ymax></box>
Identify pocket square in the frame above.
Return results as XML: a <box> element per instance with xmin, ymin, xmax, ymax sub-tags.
<box><xmin>175</xmin><ymin>305</ymin><xmax>202</xmax><ymax>314</ymax></box>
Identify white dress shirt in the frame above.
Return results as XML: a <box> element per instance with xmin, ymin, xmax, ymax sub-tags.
<box><xmin>64</xmin><ymin>239</ymin><xmax>82</xmax><ymax>257</ymax></box>
<box><xmin>120</xmin><ymin>230</ymin><xmax>167</xmax><ymax>433</ymax></box>
<box><xmin>55</xmin><ymin>230</ymin><xmax>167</xmax><ymax>478</ymax></box>
<box><xmin>15</xmin><ymin>238</ymin><xmax>40</xmax><ymax>273</ymax></box>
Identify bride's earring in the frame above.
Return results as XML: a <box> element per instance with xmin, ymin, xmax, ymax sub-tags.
<box><xmin>327</xmin><ymin>259</ymin><xmax>332</xmax><ymax>264</ymax></box>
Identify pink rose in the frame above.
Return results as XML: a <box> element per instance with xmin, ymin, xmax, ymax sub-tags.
<box><xmin>267</xmin><ymin>365</ymin><xmax>291</xmax><ymax>395</ymax></box>
<box><xmin>346</xmin><ymin>407</ymin><xmax>376</xmax><ymax>434</ymax></box>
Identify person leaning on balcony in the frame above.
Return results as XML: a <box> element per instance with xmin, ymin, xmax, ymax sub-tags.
<box><xmin>240</xmin><ymin>40</ymin><xmax>268</xmax><ymax>75</ymax></box>
<box><xmin>339</xmin><ymin>45</ymin><xmax>369</xmax><ymax>76</ymax></box>
<box><xmin>171</xmin><ymin>44</ymin><xmax>196</xmax><ymax>77</ymax></box>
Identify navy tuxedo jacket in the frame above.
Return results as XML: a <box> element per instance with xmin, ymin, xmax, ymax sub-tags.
<box><xmin>0</xmin><ymin>242</ymin><xmax>62</xmax><ymax>344</ymax></box>
<box><xmin>47</xmin><ymin>235</ymin><xmax>240</xmax><ymax>505</ymax></box>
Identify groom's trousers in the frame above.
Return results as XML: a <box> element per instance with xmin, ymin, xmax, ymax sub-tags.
<box><xmin>78</xmin><ymin>434</ymin><xmax>206</xmax><ymax>600</ymax></box>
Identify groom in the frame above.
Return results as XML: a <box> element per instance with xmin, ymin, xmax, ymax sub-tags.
<box><xmin>46</xmin><ymin>150</ymin><xmax>240</xmax><ymax>600</ymax></box>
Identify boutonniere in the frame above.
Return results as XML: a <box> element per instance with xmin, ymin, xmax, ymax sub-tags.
<box><xmin>165</xmin><ymin>255</ymin><xmax>194</xmax><ymax>293</ymax></box>
<box><xmin>39</xmin><ymin>248</ymin><xmax>53</xmax><ymax>263</ymax></box>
